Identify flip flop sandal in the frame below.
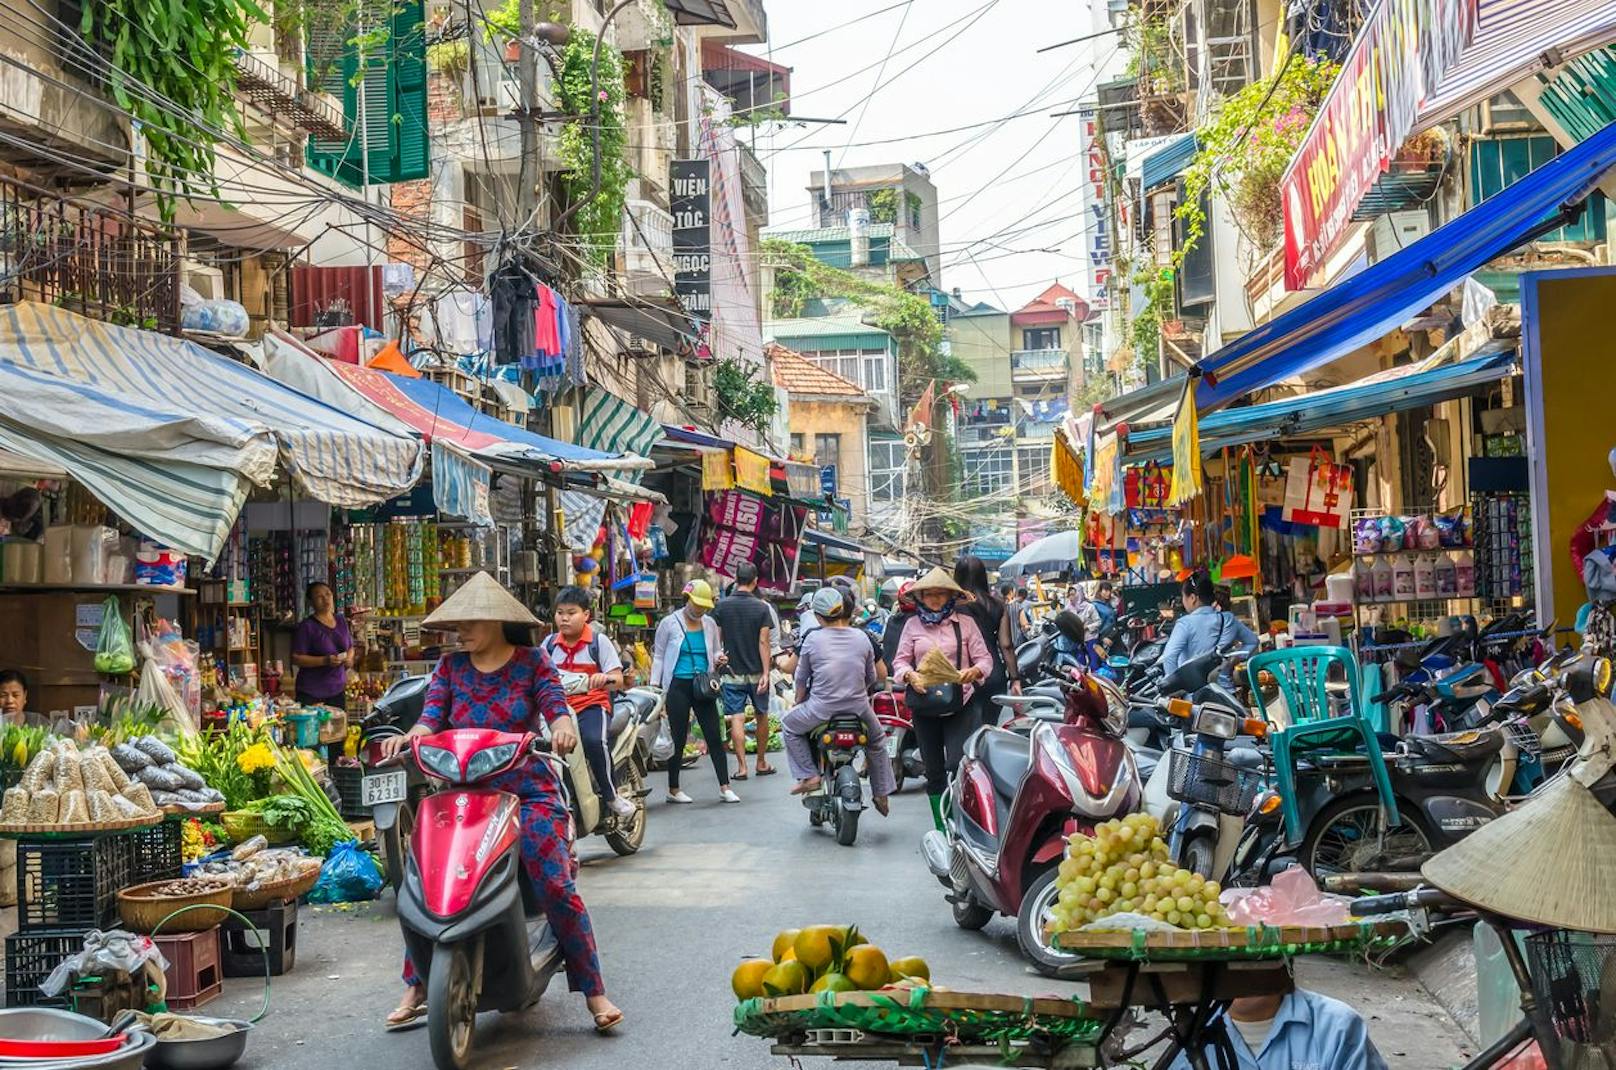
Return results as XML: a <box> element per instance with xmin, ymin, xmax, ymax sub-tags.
<box><xmin>756</xmin><ymin>765</ymin><xmax>778</xmax><ymax>776</ymax></box>
<box><xmin>731</xmin><ymin>770</ymin><xmax>749</xmax><ymax>781</ymax></box>
<box><xmin>385</xmin><ymin>1005</ymin><xmax>427</xmax><ymax>1032</ymax></box>
<box><xmin>594</xmin><ymin>1010</ymin><xmax>625</xmax><ymax>1034</ymax></box>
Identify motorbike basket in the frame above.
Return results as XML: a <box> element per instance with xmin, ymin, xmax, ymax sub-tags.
<box><xmin>1166</xmin><ymin>748</ymin><xmax>1263</xmax><ymax>817</ymax></box>
<box><xmin>1503</xmin><ymin>717</ymin><xmax>1543</xmax><ymax>760</ymax></box>
<box><xmin>1524</xmin><ymin>930</ymin><xmax>1616</xmax><ymax>1070</ymax></box>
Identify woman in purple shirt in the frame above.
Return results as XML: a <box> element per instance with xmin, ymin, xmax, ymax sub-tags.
<box><xmin>291</xmin><ymin>582</ymin><xmax>352</xmax><ymax>708</ymax></box>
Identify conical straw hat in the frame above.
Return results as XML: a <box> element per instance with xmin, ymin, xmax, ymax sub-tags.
<box><xmin>422</xmin><ymin>571</ymin><xmax>539</xmax><ymax>629</ymax></box>
<box><xmin>1422</xmin><ymin>774</ymin><xmax>1616</xmax><ymax>933</ymax></box>
<box><xmin>910</xmin><ymin>566</ymin><xmax>967</xmax><ymax>597</ymax></box>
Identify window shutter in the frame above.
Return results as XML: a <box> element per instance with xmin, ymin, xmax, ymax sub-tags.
<box><xmin>306</xmin><ymin>0</ymin><xmax>429</xmax><ymax>187</ymax></box>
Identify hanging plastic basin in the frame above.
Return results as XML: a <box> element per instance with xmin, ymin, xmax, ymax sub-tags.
<box><xmin>283</xmin><ymin>712</ymin><xmax>321</xmax><ymax>749</ymax></box>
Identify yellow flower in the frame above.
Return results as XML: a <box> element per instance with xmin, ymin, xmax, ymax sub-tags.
<box><xmin>236</xmin><ymin>742</ymin><xmax>275</xmax><ymax>775</ymax></box>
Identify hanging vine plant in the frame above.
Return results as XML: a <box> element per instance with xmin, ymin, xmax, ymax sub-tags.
<box><xmin>556</xmin><ymin>28</ymin><xmax>630</xmax><ymax>269</ymax></box>
<box><xmin>82</xmin><ymin>0</ymin><xmax>268</xmax><ymax>219</ymax></box>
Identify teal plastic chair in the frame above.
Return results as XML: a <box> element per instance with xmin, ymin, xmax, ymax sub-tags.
<box><xmin>1246</xmin><ymin>646</ymin><xmax>1400</xmax><ymax>845</ymax></box>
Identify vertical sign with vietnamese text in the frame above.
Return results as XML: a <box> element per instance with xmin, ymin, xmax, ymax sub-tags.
<box><xmin>670</xmin><ymin>159</ymin><xmax>712</xmax><ymax>322</ymax></box>
<box><xmin>1279</xmin><ymin>0</ymin><xmax>1477</xmax><ymax>290</ymax></box>
<box><xmin>1078</xmin><ymin>105</ymin><xmax>1111</xmax><ymax>310</ymax></box>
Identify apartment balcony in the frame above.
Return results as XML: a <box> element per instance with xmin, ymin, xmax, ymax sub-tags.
<box><xmin>738</xmin><ymin>140</ymin><xmax>768</xmax><ymax>225</ymax></box>
<box><xmin>1011</xmin><ymin>348</ymin><xmax>1069</xmax><ymax>380</ymax></box>
<box><xmin>233</xmin><ymin>50</ymin><xmax>347</xmax><ymax>141</ymax></box>
<box><xmin>621</xmin><ymin>199</ymin><xmax>675</xmax><ymax>296</ymax></box>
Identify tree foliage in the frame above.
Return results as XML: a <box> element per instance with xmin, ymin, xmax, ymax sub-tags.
<box><xmin>713</xmin><ymin>358</ymin><xmax>778</xmax><ymax>436</ymax></box>
<box><xmin>556</xmin><ymin>29</ymin><xmax>630</xmax><ymax>268</ymax></box>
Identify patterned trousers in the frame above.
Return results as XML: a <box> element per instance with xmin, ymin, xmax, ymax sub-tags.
<box><xmin>402</xmin><ymin>793</ymin><xmax>605</xmax><ymax>998</ymax></box>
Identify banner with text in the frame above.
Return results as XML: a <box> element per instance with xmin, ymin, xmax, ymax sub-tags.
<box><xmin>699</xmin><ymin>490</ymin><xmax>806</xmax><ymax>594</ymax></box>
<box><xmin>1280</xmin><ymin>0</ymin><xmax>1476</xmax><ymax>289</ymax></box>
<box><xmin>670</xmin><ymin>159</ymin><xmax>712</xmax><ymax>322</ymax></box>
<box><xmin>1078</xmin><ymin>105</ymin><xmax>1112</xmax><ymax>310</ymax></box>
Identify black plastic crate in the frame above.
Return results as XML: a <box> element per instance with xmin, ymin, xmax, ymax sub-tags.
<box><xmin>4</xmin><ymin>931</ymin><xmax>82</xmax><ymax>1008</ymax></box>
<box><xmin>16</xmin><ymin>833</ymin><xmax>132</xmax><ymax>932</ymax></box>
<box><xmin>127</xmin><ymin>822</ymin><xmax>182</xmax><ymax>886</ymax></box>
<box><xmin>330</xmin><ymin>764</ymin><xmax>371</xmax><ymax>822</ymax></box>
<box><xmin>221</xmin><ymin>899</ymin><xmax>298</xmax><ymax>978</ymax></box>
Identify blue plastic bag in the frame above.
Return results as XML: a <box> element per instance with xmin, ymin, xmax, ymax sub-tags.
<box><xmin>307</xmin><ymin>841</ymin><xmax>384</xmax><ymax>904</ymax></box>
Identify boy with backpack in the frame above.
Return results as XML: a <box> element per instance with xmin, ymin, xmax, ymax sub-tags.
<box><xmin>541</xmin><ymin>586</ymin><xmax>633</xmax><ymax>817</ymax></box>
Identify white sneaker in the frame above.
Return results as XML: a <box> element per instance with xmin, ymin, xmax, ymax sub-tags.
<box><xmin>608</xmin><ymin>795</ymin><xmax>636</xmax><ymax>817</ymax></box>
<box><xmin>720</xmin><ymin>788</ymin><xmax>741</xmax><ymax>803</ymax></box>
<box><xmin>666</xmin><ymin>790</ymin><xmax>694</xmax><ymax>804</ymax></box>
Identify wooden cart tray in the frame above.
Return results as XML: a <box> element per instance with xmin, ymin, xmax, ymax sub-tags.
<box><xmin>0</xmin><ymin>813</ymin><xmax>163</xmax><ymax>837</ymax></box>
<box><xmin>736</xmin><ymin>988</ymin><xmax>1102</xmax><ymax>1046</ymax></box>
<box><xmin>1052</xmin><ymin>921</ymin><xmax>1404</xmax><ymax>961</ymax></box>
<box><xmin>161</xmin><ymin>802</ymin><xmax>226</xmax><ymax>818</ymax></box>
<box><xmin>768</xmin><ymin>1037</ymin><xmax>1100</xmax><ymax>1068</ymax></box>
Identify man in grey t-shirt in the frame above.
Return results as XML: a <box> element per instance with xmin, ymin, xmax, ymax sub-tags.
<box><xmin>713</xmin><ymin>563</ymin><xmax>776</xmax><ymax>778</ymax></box>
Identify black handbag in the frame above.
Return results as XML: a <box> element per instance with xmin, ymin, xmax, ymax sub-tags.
<box><xmin>680</xmin><ymin>628</ymin><xmax>721</xmax><ymax>698</ymax></box>
<box><xmin>904</xmin><ymin>622</ymin><xmax>968</xmax><ymax>718</ymax></box>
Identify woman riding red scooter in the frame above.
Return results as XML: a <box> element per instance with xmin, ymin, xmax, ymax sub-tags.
<box><xmin>379</xmin><ymin>573</ymin><xmax>624</xmax><ymax>1035</ymax></box>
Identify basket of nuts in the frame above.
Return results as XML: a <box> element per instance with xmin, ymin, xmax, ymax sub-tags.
<box><xmin>117</xmin><ymin>876</ymin><xmax>235</xmax><ymax>933</ymax></box>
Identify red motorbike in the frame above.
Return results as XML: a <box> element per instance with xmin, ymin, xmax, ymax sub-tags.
<box><xmin>392</xmin><ymin>728</ymin><xmax>569</xmax><ymax>1070</ymax></box>
<box><xmin>921</xmin><ymin>613</ymin><xmax>1141</xmax><ymax>978</ymax></box>
<box><xmin>872</xmin><ymin>688</ymin><xmax>923</xmax><ymax>792</ymax></box>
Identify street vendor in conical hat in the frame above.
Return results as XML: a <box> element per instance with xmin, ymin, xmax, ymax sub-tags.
<box><xmin>378</xmin><ymin>572</ymin><xmax>623</xmax><ymax>1034</ymax></box>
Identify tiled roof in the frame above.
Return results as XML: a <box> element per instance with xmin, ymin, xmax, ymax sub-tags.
<box><xmin>767</xmin><ymin>343</ymin><xmax>869</xmax><ymax>399</ymax></box>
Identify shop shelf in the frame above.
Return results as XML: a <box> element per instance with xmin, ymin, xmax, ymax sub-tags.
<box><xmin>16</xmin><ymin>833</ymin><xmax>133</xmax><ymax>933</ymax></box>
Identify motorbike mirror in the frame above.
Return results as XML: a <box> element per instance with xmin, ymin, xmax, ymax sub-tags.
<box><xmin>1053</xmin><ymin>610</ymin><xmax>1086</xmax><ymax>644</ymax></box>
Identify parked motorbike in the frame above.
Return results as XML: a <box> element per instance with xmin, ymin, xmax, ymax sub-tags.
<box><xmin>390</xmin><ymin>728</ymin><xmax>569</xmax><ymax>1070</ymax></box>
<box><xmin>801</xmin><ymin>714</ymin><xmax>872</xmax><ymax>846</ymax></box>
<box><xmin>872</xmin><ymin>688</ymin><xmax>923</xmax><ymax>792</ymax></box>
<box><xmin>555</xmin><ymin>672</ymin><xmax>662</xmax><ymax>856</ymax></box>
<box><xmin>922</xmin><ymin>611</ymin><xmax>1142</xmax><ymax>978</ymax></box>
<box><xmin>359</xmin><ymin>674</ymin><xmax>431</xmax><ymax>893</ymax></box>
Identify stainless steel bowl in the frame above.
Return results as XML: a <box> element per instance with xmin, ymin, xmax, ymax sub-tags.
<box><xmin>0</xmin><ymin>1029</ymin><xmax>155</xmax><ymax>1070</ymax></box>
<box><xmin>141</xmin><ymin>1019</ymin><xmax>250</xmax><ymax>1070</ymax></box>
<box><xmin>0</xmin><ymin>1008</ymin><xmax>108</xmax><ymax>1043</ymax></box>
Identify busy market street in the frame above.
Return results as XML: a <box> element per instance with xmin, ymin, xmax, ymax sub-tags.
<box><xmin>4</xmin><ymin>0</ymin><xmax>1616</xmax><ymax>1067</ymax></box>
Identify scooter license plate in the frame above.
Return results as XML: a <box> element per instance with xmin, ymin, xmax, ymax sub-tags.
<box><xmin>885</xmin><ymin>736</ymin><xmax>899</xmax><ymax>758</ymax></box>
<box><xmin>361</xmin><ymin>770</ymin><xmax>408</xmax><ymax>807</ymax></box>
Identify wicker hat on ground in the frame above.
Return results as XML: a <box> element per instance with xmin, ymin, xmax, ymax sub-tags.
<box><xmin>422</xmin><ymin>571</ymin><xmax>540</xmax><ymax>630</ymax></box>
<box><xmin>910</xmin><ymin>566</ymin><xmax>968</xmax><ymax>598</ymax></box>
<box><xmin>1422</xmin><ymin>773</ymin><xmax>1616</xmax><ymax>933</ymax></box>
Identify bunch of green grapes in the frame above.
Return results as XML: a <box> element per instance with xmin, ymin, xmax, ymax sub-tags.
<box><xmin>1048</xmin><ymin>813</ymin><xmax>1230</xmax><ymax>932</ymax></box>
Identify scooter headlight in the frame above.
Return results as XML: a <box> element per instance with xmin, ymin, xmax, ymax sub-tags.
<box><xmin>1191</xmin><ymin>707</ymin><xmax>1239</xmax><ymax>739</ymax></box>
<box><xmin>417</xmin><ymin>744</ymin><xmax>462</xmax><ymax>781</ymax></box>
<box><xmin>465</xmin><ymin>742</ymin><xmax>520</xmax><ymax>782</ymax></box>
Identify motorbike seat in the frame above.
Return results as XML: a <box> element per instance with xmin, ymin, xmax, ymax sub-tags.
<box><xmin>980</xmin><ymin>729</ymin><xmax>1032</xmax><ymax>800</ymax></box>
<box><xmin>621</xmin><ymin>692</ymin><xmax>659</xmax><ymax>721</ymax></box>
<box><xmin>608</xmin><ymin>702</ymin><xmax>635</xmax><ymax>740</ymax></box>
<box><xmin>1404</xmin><ymin>729</ymin><xmax>1505</xmax><ymax>765</ymax></box>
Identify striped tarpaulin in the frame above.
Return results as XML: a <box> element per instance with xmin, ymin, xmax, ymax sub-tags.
<box><xmin>0</xmin><ymin>301</ymin><xmax>425</xmax><ymax>560</ymax></box>
<box><xmin>558</xmin><ymin>389</ymin><xmax>665</xmax><ymax>550</ymax></box>
<box><xmin>1414</xmin><ymin>0</ymin><xmax>1616</xmax><ymax>132</ymax></box>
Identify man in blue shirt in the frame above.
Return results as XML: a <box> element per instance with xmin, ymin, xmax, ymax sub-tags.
<box><xmin>1160</xmin><ymin>573</ymin><xmax>1260</xmax><ymax>677</ymax></box>
<box><xmin>1171</xmin><ymin>989</ymin><xmax>1389</xmax><ymax>1070</ymax></box>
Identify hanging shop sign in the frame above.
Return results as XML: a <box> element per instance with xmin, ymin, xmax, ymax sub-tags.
<box><xmin>1078</xmin><ymin>106</ymin><xmax>1112</xmax><ymax>310</ymax></box>
<box><xmin>699</xmin><ymin>490</ymin><xmax>806</xmax><ymax>594</ymax></box>
<box><xmin>1280</xmin><ymin>0</ymin><xmax>1477</xmax><ymax>290</ymax></box>
<box><xmin>670</xmin><ymin>159</ymin><xmax>712</xmax><ymax>322</ymax></box>
<box><xmin>733</xmin><ymin>446</ymin><xmax>773</xmax><ymax>496</ymax></box>
<box><xmin>700</xmin><ymin>448</ymin><xmax>734</xmax><ymax>491</ymax></box>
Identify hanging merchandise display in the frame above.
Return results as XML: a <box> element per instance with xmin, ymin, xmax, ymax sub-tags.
<box><xmin>1281</xmin><ymin>448</ymin><xmax>1354</xmax><ymax>529</ymax></box>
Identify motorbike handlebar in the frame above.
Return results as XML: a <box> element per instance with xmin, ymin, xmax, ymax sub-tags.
<box><xmin>1349</xmin><ymin>887</ymin><xmax>1458</xmax><ymax>917</ymax></box>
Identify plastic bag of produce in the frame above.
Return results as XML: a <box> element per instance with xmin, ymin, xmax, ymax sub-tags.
<box><xmin>93</xmin><ymin>597</ymin><xmax>135</xmax><ymax>675</ymax></box>
<box><xmin>1220</xmin><ymin>864</ymin><xmax>1351</xmax><ymax>927</ymax></box>
<box><xmin>307</xmin><ymin>841</ymin><xmax>383</xmax><ymax>904</ymax></box>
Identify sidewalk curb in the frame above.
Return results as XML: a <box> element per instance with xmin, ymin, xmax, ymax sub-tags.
<box><xmin>1408</xmin><ymin>929</ymin><xmax>1479</xmax><ymax>1045</ymax></box>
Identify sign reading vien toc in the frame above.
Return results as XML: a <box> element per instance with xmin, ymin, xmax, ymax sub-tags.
<box><xmin>670</xmin><ymin>159</ymin><xmax>712</xmax><ymax>322</ymax></box>
<box><xmin>1279</xmin><ymin>0</ymin><xmax>1477</xmax><ymax>290</ymax></box>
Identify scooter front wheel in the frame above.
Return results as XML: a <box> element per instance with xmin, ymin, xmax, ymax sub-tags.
<box><xmin>427</xmin><ymin>941</ymin><xmax>478</xmax><ymax>1070</ymax></box>
<box><xmin>1017</xmin><ymin>869</ymin><xmax>1082</xmax><ymax>978</ymax></box>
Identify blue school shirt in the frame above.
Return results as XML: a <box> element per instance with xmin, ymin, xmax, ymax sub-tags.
<box><xmin>1170</xmin><ymin>990</ymin><xmax>1389</xmax><ymax>1070</ymax></box>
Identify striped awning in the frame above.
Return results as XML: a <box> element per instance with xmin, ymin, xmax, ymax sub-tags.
<box><xmin>558</xmin><ymin>389</ymin><xmax>666</xmax><ymax>550</ymax></box>
<box><xmin>0</xmin><ymin>302</ymin><xmax>424</xmax><ymax>560</ymax></box>
<box><xmin>1413</xmin><ymin>0</ymin><xmax>1616</xmax><ymax>132</ymax></box>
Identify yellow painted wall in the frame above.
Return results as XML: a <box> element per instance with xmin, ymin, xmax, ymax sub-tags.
<box><xmin>787</xmin><ymin>398</ymin><xmax>872</xmax><ymax>526</ymax></box>
<box><xmin>950</xmin><ymin>313</ymin><xmax>1013</xmax><ymax>398</ymax></box>
<box><xmin>1526</xmin><ymin>271</ymin><xmax>1616</xmax><ymax>624</ymax></box>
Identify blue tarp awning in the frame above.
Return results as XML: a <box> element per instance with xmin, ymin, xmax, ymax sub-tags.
<box><xmin>1191</xmin><ymin>118</ymin><xmax>1616</xmax><ymax>410</ymax></box>
<box><xmin>1141</xmin><ymin>133</ymin><xmax>1199</xmax><ymax>190</ymax></box>
<box><xmin>1124</xmin><ymin>347</ymin><xmax>1517</xmax><ymax>463</ymax></box>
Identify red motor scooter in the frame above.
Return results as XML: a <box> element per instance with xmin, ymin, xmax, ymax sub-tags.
<box><xmin>921</xmin><ymin>612</ymin><xmax>1141</xmax><ymax>978</ymax></box>
<box><xmin>872</xmin><ymin>688</ymin><xmax>923</xmax><ymax>792</ymax></box>
<box><xmin>393</xmin><ymin>728</ymin><xmax>569</xmax><ymax>1070</ymax></box>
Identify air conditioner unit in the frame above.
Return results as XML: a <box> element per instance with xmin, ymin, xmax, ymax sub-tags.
<box><xmin>1371</xmin><ymin>211</ymin><xmax>1431</xmax><ymax>261</ymax></box>
<box><xmin>184</xmin><ymin>261</ymin><xmax>225</xmax><ymax>302</ymax></box>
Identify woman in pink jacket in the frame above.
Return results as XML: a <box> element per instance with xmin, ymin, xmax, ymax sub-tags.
<box><xmin>891</xmin><ymin>567</ymin><xmax>994</xmax><ymax>830</ymax></box>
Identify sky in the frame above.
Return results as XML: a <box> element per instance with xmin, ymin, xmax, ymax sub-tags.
<box><xmin>736</xmin><ymin>0</ymin><xmax>1128</xmax><ymax>313</ymax></box>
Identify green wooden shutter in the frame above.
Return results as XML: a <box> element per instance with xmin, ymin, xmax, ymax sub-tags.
<box><xmin>306</xmin><ymin>0</ymin><xmax>429</xmax><ymax>187</ymax></box>
<box><xmin>1469</xmin><ymin>136</ymin><xmax>1606</xmax><ymax>244</ymax></box>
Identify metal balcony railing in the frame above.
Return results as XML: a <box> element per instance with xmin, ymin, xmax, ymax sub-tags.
<box><xmin>738</xmin><ymin>140</ymin><xmax>768</xmax><ymax>223</ymax></box>
<box><xmin>622</xmin><ymin>199</ymin><xmax>675</xmax><ymax>284</ymax></box>
<box><xmin>0</xmin><ymin>173</ymin><xmax>182</xmax><ymax>334</ymax></box>
<box><xmin>233</xmin><ymin>50</ymin><xmax>348</xmax><ymax>141</ymax></box>
<box><xmin>1011</xmin><ymin>348</ymin><xmax>1069</xmax><ymax>377</ymax></box>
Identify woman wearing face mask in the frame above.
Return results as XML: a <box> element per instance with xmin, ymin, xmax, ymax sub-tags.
<box><xmin>649</xmin><ymin>580</ymin><xmax>736</xmax><ymax>805</ymax></box>
<box><xmin>377</xmin><ymin>573</ymin><xmax>622</xmax><ymax>1034</ymax></box>
<box><xmin>891</xmin><ymin>567</ymin><xmax>993</xmax><ymax>830</ymax></box>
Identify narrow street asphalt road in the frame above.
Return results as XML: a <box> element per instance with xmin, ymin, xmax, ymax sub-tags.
<box><xmin>210</xmin><ymin>776</ymin><xmax>1473</xmax><ymax>1069</ymax></box>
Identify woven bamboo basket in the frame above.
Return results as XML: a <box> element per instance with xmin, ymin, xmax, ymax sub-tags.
<box><xmin>118</xmin><ymin>878</ymin><xmax>234</xmax><ymax>933</ymax></box>
<box><xmin>232</xmin><ymin>864</ymin><xmax>321</xmax><ymax>911</ymax></box>
<box><xmin>1051</xmin><ymin>920</ymin><xmax>1405</xmax><ymax>961</ymax></box>
<box><xmin>735</xmin><ymin>987</ymin><xmax>1101</xmax><ymax>1045</ymax></box>
<box><xmin>220</xmin><ymin>810</ymin><xmax>299</xmax><ymax>846</ymax></box>
<box><xmin>0</xmin><ymin>813</ymin><xmax>163</xmax><ymax>838</ymax></box>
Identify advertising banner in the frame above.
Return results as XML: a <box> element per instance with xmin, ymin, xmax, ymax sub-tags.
<box><xmin>699</xmin><ymin>490</ymin><xmax>806</xmax><ymax>593</ymax></box>
<box><xmin>1280</xmin><ymin>0</ymin><xmax>1476</xmax><ymax>289</ymax></box>
<box><xmin>670</xmin><ymin>159</ymin><xmax>712</xmax><ymax>322</ymax></box>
